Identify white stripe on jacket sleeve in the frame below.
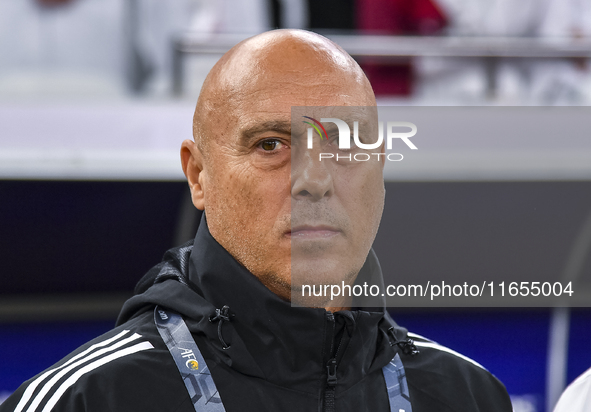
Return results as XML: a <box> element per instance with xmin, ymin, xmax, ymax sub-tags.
<box><xmin>13</xmin><ymin>330</ymin><xmax>131</xmax><ymax>412</ymax></box>
<box><xmin>41</xmin><ymin>341</ymin><xmax>154</xmax><ymax>412</ymax></box>
<box><xmin>24</xmin><ymin>333</ymin><xmax>144</xmax><ymax>412</ymax></box>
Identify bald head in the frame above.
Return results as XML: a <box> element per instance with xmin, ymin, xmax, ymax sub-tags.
<box><xmin>193</xmin><ymin>29</ymin><xmax>376</xmax><ymax>152</ymax></box>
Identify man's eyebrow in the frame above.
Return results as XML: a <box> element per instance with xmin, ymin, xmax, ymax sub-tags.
<box><xmin>240</xmin><ymin>121</ymin><xmax>292</xmax><ymax>144</ymax></box>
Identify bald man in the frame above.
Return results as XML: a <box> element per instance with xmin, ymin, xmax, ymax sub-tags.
<box><xmin>1</xmin><ymin>30</ymin><xmax>512</xmax><ymax>412</ymax></box>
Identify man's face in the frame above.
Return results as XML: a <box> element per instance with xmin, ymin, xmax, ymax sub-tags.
<box><xmin>187</xmin><ymin>33</ymin><xmax>385</xmax><ymax>306</ymax></box>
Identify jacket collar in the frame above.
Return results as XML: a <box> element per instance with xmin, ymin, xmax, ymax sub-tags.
<box><xmin>185</xmin><ymin>215</ymin><xmax>398</xmax><ymax>393</ymax></box>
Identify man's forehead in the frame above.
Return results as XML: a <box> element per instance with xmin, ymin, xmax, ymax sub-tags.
<box><xmin>223</xmin><ymin>71</ymin><xmax>370</xmax><ymax>117</ymax></box>
<box><xmin>240</xmin><ymin>118</ymin><xmax>292</xmax><ymax>140</ymax></box>
<box><xmin>193</xmin><ymin>30</ymin><xmax>376</xmax><ymax>150</ymax></box>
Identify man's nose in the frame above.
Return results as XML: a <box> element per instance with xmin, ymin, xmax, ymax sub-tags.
<box><xmin>291</xmin><ymin>148</ymin><xmax>334</xmax><ymax>201</ymax></box>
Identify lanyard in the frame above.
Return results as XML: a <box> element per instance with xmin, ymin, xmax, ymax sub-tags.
<box><xmin>154</xmin><ymin>306</ymin><xmax>412</xmax><ymax>412</ymax></box>
<box><xmin>154</xmin><ymin>306</ymin><xmax>225</xmax><ymax>412</ymax></box>
<box><xmin>383</xmin><ymin>353</ymin><xmax>413</xmax><ymax>412</ymax></box>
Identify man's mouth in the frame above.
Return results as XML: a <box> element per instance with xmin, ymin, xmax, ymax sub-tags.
<box><xmin>287</xmin><ymin>225</ymin><xmax>341</xmax><ymax>238</ymax></box>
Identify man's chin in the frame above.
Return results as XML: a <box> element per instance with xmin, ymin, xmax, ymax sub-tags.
<box><xmin>290</xmin><ymin>258</ymin><xmax>358</xmax><ymax>288</ymax></box>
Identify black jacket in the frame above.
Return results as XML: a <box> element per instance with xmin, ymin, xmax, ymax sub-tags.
<box><xmin>2</xmin><ymin>217</ymin><xmax>513</xmax><ymax>412</ymax></box>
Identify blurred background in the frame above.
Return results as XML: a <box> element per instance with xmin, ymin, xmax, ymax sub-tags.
<box><xmin>1</xmin><ymin>1</ymin><xmax>591</xmax><ymax>411</ymax></box>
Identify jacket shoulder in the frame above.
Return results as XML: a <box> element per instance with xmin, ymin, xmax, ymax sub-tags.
<box><xmin>403</xmin><ymin>332</ymin><xmax>513</xmax><ymax>412</ymax></box>
<box><xmin>1</xmin><ymin>310</ymin><xmax>193</xmax><ymax>412</ymax></box>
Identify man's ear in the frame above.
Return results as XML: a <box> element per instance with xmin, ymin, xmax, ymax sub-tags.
<box><xmin>180</xmin><ymin>139</ymin><xmax>206</xmax><ymax>211</ymax></box>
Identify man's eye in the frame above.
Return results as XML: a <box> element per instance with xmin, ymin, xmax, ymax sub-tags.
<box><xmin>260</xmin><ymin>139</ymin><xmax>282</xmax><ymax>151</ymax></box>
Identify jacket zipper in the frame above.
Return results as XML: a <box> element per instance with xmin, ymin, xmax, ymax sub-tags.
<box><xmin>323</xmin><ymin>312</ymin><xmax>337</xmax><ymax>412</ymax></box>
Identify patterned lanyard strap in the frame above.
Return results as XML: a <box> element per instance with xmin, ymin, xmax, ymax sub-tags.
<box><xmin>154</xmin><ymin>306</ymin><xmax>225</xmax><ymax>411</ymax></box>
